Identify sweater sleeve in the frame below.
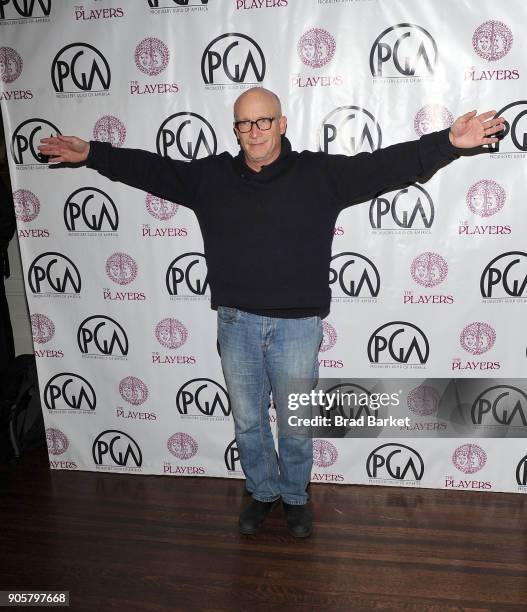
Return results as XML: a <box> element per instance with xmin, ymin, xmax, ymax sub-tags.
<box><xmin>86</xmin><ymin>141</ymin><xmax>205</xmax><ymax>209</ymax></box>
<box><xmin>326</xmin><ymin>128</ymin><xmax>460</xmax><ymax>211</ymax></box>
<box><xmin>0</xmin><ymin>174</ymin><xmax>16</xmax><ymax>249</ymax></box>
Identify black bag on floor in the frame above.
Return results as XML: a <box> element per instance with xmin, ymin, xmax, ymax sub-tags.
<box><xmin>0</xmin><ymin>354</ymin><xmax>45</xmax><ymax>464</ymax></box>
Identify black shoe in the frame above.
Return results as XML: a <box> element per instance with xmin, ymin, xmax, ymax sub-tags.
<box><xmin>283</xmin><ymin>502</ymin><xmax>313</xmax><ymax>538</ymax></box>
<box><xmin>239</xmin><ymin>498</ymin><xmax>278</xmax><ymax>535</ymax></box>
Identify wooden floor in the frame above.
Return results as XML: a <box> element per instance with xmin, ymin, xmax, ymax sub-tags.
<box><xmin>1</xmin><ymin>447</ymin><xmax>527</xmax><ymax>612</ymax></box>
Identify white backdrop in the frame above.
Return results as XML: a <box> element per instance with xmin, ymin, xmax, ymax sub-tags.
<box><xmin>1</xmin><ymin>0</ymin><xmax>527</xmax><ymax>493</ymax></box>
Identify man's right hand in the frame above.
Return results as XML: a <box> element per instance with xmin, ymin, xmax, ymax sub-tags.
<box><xmin>38</xmin><ymin>135</ymin><xmax>90</xmax><ymax>164</ymax></box>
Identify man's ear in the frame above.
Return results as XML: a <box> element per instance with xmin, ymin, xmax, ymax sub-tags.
<box><xmin>233</xmin><ymin>126</ymin><xmax>240</xmax><ymax>145</ymax></box>
<box><xmin>279</xmin><ymin>116</ymin><xmax>287</xmax><ymax>135</ymax></box>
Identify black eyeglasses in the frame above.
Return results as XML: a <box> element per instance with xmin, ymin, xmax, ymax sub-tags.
<box><xmin>234</xmin><ymin>117</ymin><xmax>276</xmax><ymax>133</ymax></box>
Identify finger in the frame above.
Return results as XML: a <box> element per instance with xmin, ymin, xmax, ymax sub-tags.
<box><xmin>481</xmin><ymin>137</ymin><xmax>499</xmax><ymax>144</ymax></box>
<box><xmin>37</xmin><ymin>145</ymin><xmax>61</xmax><ymax>155</ymax></box>
<box><xmin>476</xmin><ymin>110</ymin><xmax>496</xmax><ymax>122</ymax></box>
<box><xmin>47</xmin><ymin>156</ymin><xmax>65</xmax><ymax>164</ymax></box>
<box><xmin>483</xmin><ymin>117</ymin><xmax>505</xmax><ymax>128</ymax></box>
<box><xmin>39</xmin><ymin>136</ymin><xmax>60</xmax><ymax>144</ymax></box>
<box><xmin>461</xmin><ymin>110</ymin><xmax>477</xmax><ymax>120</ymax></box>
<box><xmin>484</xmin><ymin>124</ymin><xmax>505</xmax><ymax>136</ymax></box>
<box><xmin>57</xmin><ymin>135</ymin><xmax>76</xmax><ymax>143</ymax></box>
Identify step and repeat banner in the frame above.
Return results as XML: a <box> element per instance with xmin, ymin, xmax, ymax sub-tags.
<box><xmin>1</xmin><ymin>0</ymin><xmax>527</xmax><ymax>493</ymax></box>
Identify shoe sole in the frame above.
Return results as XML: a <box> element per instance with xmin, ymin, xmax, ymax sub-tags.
<box><xmin>239</xmin><ymin>526</ymin><xmax>261</xmax><ymax>535</ymax></box>
<box><xmin>288</xmin><ymin>527</ymin><xmax>312</xmax><ymax>538</ymax></box>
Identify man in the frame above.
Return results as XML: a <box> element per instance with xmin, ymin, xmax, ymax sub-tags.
<box><xmin>39</xmin><ymin>88</ymin><xmax>504</xmax><ymax>538</ymax></box>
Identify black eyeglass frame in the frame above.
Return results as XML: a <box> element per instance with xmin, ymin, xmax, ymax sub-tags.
<box><xmin>233</xmin><ymin>117</ymin><xmax>277</xmax><ymax>133</ymax></box>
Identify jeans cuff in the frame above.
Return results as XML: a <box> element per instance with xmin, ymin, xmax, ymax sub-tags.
<box><xmin>281</xmin><ymin>498</ymin><xmax>308</xmax><ymax>506</ymax></box>
<box><xmin>252</xmin><ymin>494</ymin><xmax>281</xmax><ymax>503</ymax></box>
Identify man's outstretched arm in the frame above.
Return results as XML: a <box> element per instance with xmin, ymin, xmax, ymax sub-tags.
<box><xmin>38</xmin><ymin>135</ymin><xmax>203</xmax><ymax>208</ymax></box>
<box><xmin>327</xmin><ymin>110</ymin><xmax>505</xmax><ymax>210</ymax></box>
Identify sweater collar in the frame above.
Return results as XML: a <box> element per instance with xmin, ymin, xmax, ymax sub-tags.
<box><xmin>235</xmin><ymin>135</ymin><xmax>294</xmax><ymax>181</ymax></box>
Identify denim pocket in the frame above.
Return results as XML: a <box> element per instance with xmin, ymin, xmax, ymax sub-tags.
<box><xmin>217</xmin><ymin>306</ymin><xmax>239</xmax><ymax>323</ymax></box>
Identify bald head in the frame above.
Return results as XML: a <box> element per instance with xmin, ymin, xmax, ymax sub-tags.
<box><xmin>233</xmin><ymin>87</ymin><xmax>282</xmax><ymax>120</ymax></box>
<box><xmin>232</xmin><ymin>86</ymin><xmax>287</xmax><ymax>172</ymax></box>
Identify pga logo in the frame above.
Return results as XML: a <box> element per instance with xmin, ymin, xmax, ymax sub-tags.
<box><xmin>370</xmin><ymin>184</ymin><xmax>434</xmax><ymax>230</ymax></box>
<box><xmin>318</xmin><ymin>106</ymin><xmax>381</xmax><ymax>155</ymax></box>
<box><xmin>367</xmin><ymin>443</ymin><xmax>424</xmax><ymax>481</ymax></box>
<box><xmin>51</xmin><ymin>43</ymin><xmax>111</xmax><ymax>93</ymax></box>
<box><xmin>370</xmin><ymin>23</ymin><xmax>437</xmax><ymax>78</ymax></box>
<box><xmin>201</xmin><ymin>33</ymin><xmax>265</xmax><ymax>85</ymax></box>
<box><xmin>77</xmin><ymin>315</ymin><xmax>129</xmax><ymax>356</ymax></box>
<box><xmin>28</xmin><ymin>252</ymin><xmax>81</xmax><ymax>294</ymax></box>
<box><xmin>156</xmin><ymin>112</ymin><xmax>216</xmax><ymax>160</ymax></box>
<box><xmin>481</xmin><ymin>252</ymin><xmax>527</xmax><ymax>299</ymax></box>
<box><xmin>0</xmin><ymin>0</ymin><xmax>51</xmax><ymax>19</ymax></box>
<box><xmin>329</xmin><ymin>252</ymin><xmax>380</xmax><ymax>298</ymax></box>
<box><xmin>11</xmin><ymin>118</ymin><xmax>61</xmax><ymax>165</ymax></box>
<box><xmin>166</xmin><ymin>253</ymin><xmax>208</xmax><ymax>297</ymax></box>
<box><xmin>92</xmin><ymin>430</ymin><xmax>142</xmax><ymax>467</ymax></box>
<box><xmin>176</xmin><ymin>378</ymin><xmax>231</xmax><ymax>417</ymax></box>
<box><xmin>64</xmin><ymin>187</ymin><xmax>119</xmax><ymax>232</ymax></box>
<box><xmin>44</xmin><ymin>373</ymin><xmax>96</xmax><ymax>411</ymax></box>
<box><xmin>368</xmin><ymin>321</ymin><xmax>429</xmax><ymax>365</ymax></box>
<box><xmin>489</xmin><ymin>101</ymin><xmax>527</xmax><ymax>154</ymax></box>
<box><xmin>471</xmin><ymin>385</ymin><xmax>527</xmax><ymax>426</ymax></box>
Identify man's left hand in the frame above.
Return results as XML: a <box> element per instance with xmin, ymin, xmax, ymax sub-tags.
<box><xmin>449</xmin><ymin>110</ymin><xmax>505</xmax><ymax>148</ymax></box>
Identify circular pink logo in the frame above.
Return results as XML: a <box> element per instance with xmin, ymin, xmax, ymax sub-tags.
<box><xmin>320</xmin><ymin>320</ymin><xmax>337</xmax><ymax>352</ymax></box>
<box><xmin>407</xmin><ymin>385</ymin><xmax>440</xmax><ymax>416</ymax></box>
<box><xmin>31</xmin><ymin>314</ymin><xmax>55</xmax><ymax>344</ymax></box>
<box><xmin>93</xmin><ymin>115</ymin><xmax>126</xmax><ymax>148</ymax></box>
<box><xmin>119</xmin><ymin>376</ymin><xmax>148</xmax><ymax>406</ymax></box>
<box><xmin>105</xmin><ymin>253</ymin><xmax>138</xmax><ymax>286</ymax></box>
<box><xmin>452</xmin><ymin>443</ymin><xmax>487</xmax><ymax>474</ymax></box>
<box><xmin>167</xmin><ymin>432</ymin><xmax>197</xmax><ymax>460</ymax></box>
<box><xmin>473</xmin><ymin>21</ymin><xmax>513</xmax><ymax>62</ymax></box>
<box><xmin>460</xmin><ymin>322</ymin><xmax>496</xmax><ymax>355</ymax></box>
<box><xmin>297</xmin><ymin>28</ymin><xmax>336</xmax><ymax>68</ymax></box>
<box><xmin>46</xmin><ymin>428</ymin><xmax>69</xmax><ymax>456</ymax></box>
<box><xmin>414</xmin><ymin>105</ymin><xmax>454</xmax><ymax>137</ymax></box>
<box><xmin>13</xmin><ymin>189</ymin><xmax>40</xmax><ymax>222</ymax></box>
<box><xmin>155</xmin><ymin>318</ymin><xmax>188</xmax><ymax>350</ymax></box>
<box><xmin>146</xmin><ymin>194</ymin><xmax>179</xmax><ymax>220</ymax></box>
<box><xmin>135</xmin><ymin>37</ymin><xmax>169</xmax><ymax>76</ymax></box>
<box><xmin>0</xmin><ymin>46</ymin><xmax>23</xmax><ymax>83</ymax></box>
<box><xmin>466</xmin><ymin>180</ymin><xmax>506</xmax><ymax>218</ymax></box>
<box><xmin>411</xmin><ymin>252</ymin><xmax>448</xmax><ymax>288</ymax></box>
<box><xmin>313</xmin><ymin>439</ymin><xmax>338</xmax><ymax>468</ymax></box>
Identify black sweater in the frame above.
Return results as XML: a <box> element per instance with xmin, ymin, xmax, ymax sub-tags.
<box><xmin>86</xmin><ymin>129</ymin><xmax>459</xmax><ymax>317</ymax></box>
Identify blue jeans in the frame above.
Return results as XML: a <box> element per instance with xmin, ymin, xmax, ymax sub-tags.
<box><xmin>217</xmin><ymin>307</ymin><xmax>322</xmax><ymax>505</ymax></box>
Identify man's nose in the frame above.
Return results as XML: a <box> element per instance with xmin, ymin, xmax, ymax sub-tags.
<box><xmin>249</xmin><ymin>122</ymin><xmax>260</xmax><ymax>137</ymax></box>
